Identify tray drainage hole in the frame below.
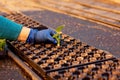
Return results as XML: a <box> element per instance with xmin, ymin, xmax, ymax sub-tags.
<box><xmin>48</xmin><ymin>53</ymin><xmax>54</xmax><ymax>56</ymax></box>
<box><xmin>82</xmin><ymin>76</ymin><xmax>91</xmax><ymax>80</ymax></box>
<box><xmin>43</xmin><ymin>66</ymin><xmax>51</xmax><ymax>70</ymax></box>
<box><xmin>102</xmin><ymin>72</ymin><xmax>109</xmax><ymax>77</ymax></box>
<box><xmin>37</xmin><ymin>61</ymin><xmax>43</xmax><ymax>65</ymax></box>
<box><xmin>62</xmin><ymin>63</ymin><xmax>69</xmax><ymax>67</ymax></box>
<box><xmin>25</xmin><ymin>52</ymin><xmax>33</xmax><ymax>55</ymax></box>
<box><xmin>61</xmin><ymin>70</ymin><xmax>67</xmax><ymax>73</ymax></box>
<box><xmin>92</xmin><ymin>67</ymin><xmax>99</xmax><ymax>71</ymax></box>
<box><xmin>42</xmin><ymin>57</ymin><xmax>49</xmax><ymax>60</ymax></box>
<box><xmin>53</xmin><ymin>75</ymin><xmax>61</xmax><ymax>79</ymax></box>
<box><xmin>31</xmin><ymin>56</ymin><xmax>39</xmax><ymax>60</ymax></box>
<box><xmin>55</xmin><ymin>57</ymin><xmax>62</xmax><ymax>61</ymax></box>
<box><xmin>73</xmin><ymin>70</ymin><xmax>80</xmax><ymax>75</ymax></box>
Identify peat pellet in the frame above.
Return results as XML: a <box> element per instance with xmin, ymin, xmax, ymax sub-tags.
<box><xmin>33</xmin><ymin>58</ymin><xmax>41</xmax><ymax>63</ymax></box>
<box><xmin>105</xmin><ymin>54</ymin><xmax>113</xmax><ymax>59</ymax></box>
<box><xmin>53</xmin><ymin>64</ymin><xmax>61</xmax><ymax>69</ymax></box>
<box><xmin>76</xmin><ymin>57</ymin><xmax>84</xmax><ymax>61</ymax></box>
<box><xmin>59</xmin><ymin>60</ymin><xmax>67</xmax><ymax>64</ymax></box>
<box><xmin>72</xmin><ymin>61</ymin><xmax>79</xmax><ymax>65</ymax></box>
<box><xmin>40</xmin><ymin>63</ymin><xmax>48</xmax><ymax>68</ymax></box>
<box><xmin>46</xmin><ymin>59</ymin><xmax>54</xmax><ymax>64</ymax></box>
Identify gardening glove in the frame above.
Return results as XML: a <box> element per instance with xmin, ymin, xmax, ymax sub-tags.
<box><xmin>26</xmin><ymin>29</ymin><xmax>57</xmax><ymax>44</ymax></box>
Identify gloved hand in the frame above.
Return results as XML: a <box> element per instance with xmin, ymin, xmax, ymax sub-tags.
<box><xmin>26</xmin><ymin>29</ymin><xmax>57</xmax><ymax>44</ymax></box>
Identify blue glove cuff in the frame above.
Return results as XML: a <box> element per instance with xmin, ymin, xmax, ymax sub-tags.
<box><xmin>26</xmin><ymin>29</ymin><xmax>38</xmax><ymax>43</ymax></box>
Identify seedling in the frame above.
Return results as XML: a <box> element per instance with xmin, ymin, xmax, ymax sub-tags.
<box><xmin>53</xmin><ymin>25</ymin><xmax>65</xmax><ymax>46</ymax></box>
<box><xmin>0</xmin><ymin>39</ymin><xmax>6</xmax><ymax>51</ymax></box>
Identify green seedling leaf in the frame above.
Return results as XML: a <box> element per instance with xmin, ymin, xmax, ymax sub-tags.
<box><xmin>0</xmin><ymin>39</ymin><xmax>6</xmax><ymax>51</ymax></box>
<box><xmin>53</xmin><ymin>25</ymin><xmax>65</xmax><ymax>46</ymax></box>
<box><xmin>55</xmin><ymin>25</ymin><xmax>65</xmax><ymax>33</ymax></box>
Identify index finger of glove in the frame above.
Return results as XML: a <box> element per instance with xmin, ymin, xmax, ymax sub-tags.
<box><xmin>49</xmin><ymin>29</ymin><xmax>56</xmax><ymax>35</ymax></box>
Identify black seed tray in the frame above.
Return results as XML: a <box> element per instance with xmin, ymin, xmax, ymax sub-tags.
<box><xmin>47</xmin><ymin>58</ymin><xmax>120</xmax><ymax>80</ymax></box>
<box><xmin>5</xmin><ymin>13</ymin><xmax>116</xmax><ymax>80</ymax></box>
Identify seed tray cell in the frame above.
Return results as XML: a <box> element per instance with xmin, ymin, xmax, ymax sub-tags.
<box><xmin>47</xmin><ymin>59</ymin><xmax>120</xmax><ymax>80</ymax></box>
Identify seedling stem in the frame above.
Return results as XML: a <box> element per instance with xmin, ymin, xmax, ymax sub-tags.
<box><xmin>53</xmin><ymin>25</ymin><xmax>64</xmax><ymax>46</ymax></box>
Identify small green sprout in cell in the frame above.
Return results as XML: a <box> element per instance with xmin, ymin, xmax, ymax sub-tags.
<box><xmin>53</xmin><ymin>25</ymin><xmax>65</xmax><ymax>46</ymax></box>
